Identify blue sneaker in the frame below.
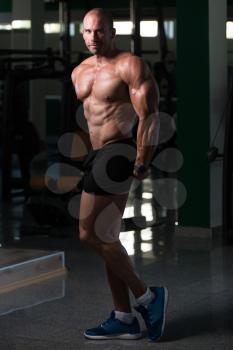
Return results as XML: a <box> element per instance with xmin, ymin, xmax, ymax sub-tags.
<box><xmin>135</xmin><ymin>286</ymin><xmax>168</xmax><ymax>341</ymax></box>
<box><xmin>84</xmin><ymin>311</ymin><xmax>142</xmax><ymax>340</ymax></box>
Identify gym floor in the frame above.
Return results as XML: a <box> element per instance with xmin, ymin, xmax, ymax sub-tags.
<box><xmin>0</xmin><ymin>179</ymin><xmax>232</xmax><ymax>350</ymax></box>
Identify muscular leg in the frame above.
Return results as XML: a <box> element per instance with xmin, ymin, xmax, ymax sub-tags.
<box><xmin>105</xmin><ymin>264</ymin><xmax>131</xmax><ymax>312</ymax></box>
<box><xmin>79</xmin><ymin>191</ymin><xmax>147</xmax><ymax>311</ymax></box>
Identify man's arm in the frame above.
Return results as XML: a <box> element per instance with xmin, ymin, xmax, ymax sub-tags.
<box><xmin>120</xmin><ymin>55</ymin><xmax>160</xmax><ymax>179</ymax></box>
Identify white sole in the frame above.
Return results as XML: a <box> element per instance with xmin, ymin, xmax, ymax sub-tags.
<box><xmin>84</xmin><ymin>332</ymin><xmax>142</xmax><ymax>340</ymax></box>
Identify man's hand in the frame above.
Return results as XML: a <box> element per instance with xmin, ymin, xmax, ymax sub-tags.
<box><xmin>133</xmin><ymin>164</ymin><xmax>149</xmax><ymax>180</ymax></box>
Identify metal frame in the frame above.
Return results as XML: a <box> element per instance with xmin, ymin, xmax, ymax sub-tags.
<box><xmin>129</xmin><ymin>0</ymin><xmax>160</xmax><ymax>57</ymax></box>
<box><xmin>1</xmin><ymin>64</ymin><xmax>65</xmax><ymax>200</ymax></box>
<box><xmin>223</xmin><ymin>85</ymin><xmax>233</xmax><ymax>244</ymax></box>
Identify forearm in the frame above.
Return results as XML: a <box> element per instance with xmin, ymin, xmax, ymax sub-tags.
<box><xmin>135</xmin><ymin>112</ymin><xmax>160</xmax><ymax>168</ymax></box>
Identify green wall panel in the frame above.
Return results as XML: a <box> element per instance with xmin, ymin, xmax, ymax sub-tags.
<box><xmin>0</xmin><ymin>0</ymin><xmax>12</xmax><ymax>12</ymax></box>
<box><xmin>177</xmin><ymin>0</ymin><xmax>210</xmax><ymax>226</ymax></box>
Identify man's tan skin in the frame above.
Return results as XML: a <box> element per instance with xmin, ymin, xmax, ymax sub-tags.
<box><xmin>71</xmin><ymin>9</ymin><xmax>159</xmax><ymax>313</ymax></box>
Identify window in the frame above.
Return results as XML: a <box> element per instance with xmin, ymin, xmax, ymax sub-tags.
<box><xmin>0</xmin><ymin>21</ymin><xmax>75</xmax><ymax>35</ymax></box>
<box><xmin>0</xmin><ymin>24</ymin><xmax>12</xmax><ymax>30</ymax></box>
<box><xmin>44</xmin><ymin>23</ymin><xmax>75</xmax><ymax>35</ymax></box>
<box><xmin>140</xmin><ymin>21</ymin><xmax>158</xmax><ymax>37</ymax></box>
<box><xmin>44</xmin><ymin>23</ymin><xmax>60</xmax><ymax>34</ymax></box>
<box><xmin>113</xmin><ymin>20</ymin><xmax>158</xmax><ymax>37</ymax></box>
<box><xmin>227</xmin><ymin>21</ymin><xmax>233</xmax><ymax>39</ymax></box>
<box><xmin>164</xmin><ymin>20</ymin><xmax>175</xmax><ymax>39</ymax></box>
<box><xmin>113</xmin><ymin>21</ymin><xmax>133</xmax><ymax>35</ymax></box>
<box><xmin>113</xmin><ymin>20</ymin><xmax>173</xmax><ymax>38</ymax></box>
<box><xmin>12</xmin><ymin>20</ymin><xmax>31</xmax><ymax>29</ymax></box>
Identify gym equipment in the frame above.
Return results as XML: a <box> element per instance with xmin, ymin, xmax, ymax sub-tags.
<box><xmin>207</xmin><ymin>83</ymin><xmax>232</xmax><ymax>163</ymax></box>
<box><xmin>153</xmin><ymin>51</ymin><xmax>177</xmax><ymax>116</ymax></box>
<box><xmin>207</xmin><ymin>146</ymin><xmax>223</xmax><ymax>162</ymax></box>
<box><xmin>223</xmin><ymin>79</ymin><xmax>233</xmax><ymax>244</ymax></box>
<box><xmin>130</xmin><ymin>0</ymin><xmax>159</xmax><ymax>57</ymax></box>
<box><xmin>1</xmin><ymin>55</ymin><xmax>65</xmax><ymax>200</ymax></box>
<box><xmin>206</xmin><ymin>70</ymin><xmax>233</xmax><ymax>244</ymax></box>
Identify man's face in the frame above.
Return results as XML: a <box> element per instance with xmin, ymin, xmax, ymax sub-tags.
<box><xmin>82</xmin><ymin>12</ymin><xmax>115</xmax><ymax>55</ymax></box>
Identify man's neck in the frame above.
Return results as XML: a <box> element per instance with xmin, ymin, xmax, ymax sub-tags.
<box><xmin>95</xmin><ymin>46</ymin><xmax>119</xmax><ymax>64</ymax></box>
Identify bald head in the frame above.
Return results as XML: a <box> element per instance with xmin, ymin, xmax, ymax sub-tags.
<box><xmin>83</xmin><ymin>8</ymin><xmax>114</xmax><ymax>30</ymax></box>
<box><xmin>82</xmin><ymin>8</ymin><xmax>116</xmax><ymax>56</ymax></box>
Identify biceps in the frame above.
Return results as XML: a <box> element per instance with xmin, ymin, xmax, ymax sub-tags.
<box><xmin>130</xmin><ymin>79</ymin><xmax>158</xmax><ymax>118</ymax></box>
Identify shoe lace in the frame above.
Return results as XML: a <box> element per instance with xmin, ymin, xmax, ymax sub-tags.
<box><xmin>101</xmin><ymin>312</ymin><xmax>115</xmax><ymax>328</ymax></box>
<box><xmin>136</xmin><ymin>305</ymin><xmax>153</xmax><ymax>325</ymax></box>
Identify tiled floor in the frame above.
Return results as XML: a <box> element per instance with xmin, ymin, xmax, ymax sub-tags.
<box><xmin>0</xmin><ymin>181</ymin><xmax>232</xmax><ymax>349</ymax></box>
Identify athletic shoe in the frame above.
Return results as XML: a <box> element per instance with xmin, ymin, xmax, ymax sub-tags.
<box><xmin>84</xmin><ymin>311</ymin><xmax>142</xmax><ymax>340</ymax></box>
<box><xmin>135</xmin><ymin>286</ymin><xmax>168</xmax><ymax>341</ymax></box>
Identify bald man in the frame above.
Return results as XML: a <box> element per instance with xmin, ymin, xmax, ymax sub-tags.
<box><xmin>71</xmin><ymin>8</ymin><xmax>168</xmax><ymax>341</ymax></box>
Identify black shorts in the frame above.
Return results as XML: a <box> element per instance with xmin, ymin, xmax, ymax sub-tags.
<box><xmin>82</xmin><ymin>138</ymin><xmax>136</xmax><ymax>195</ymax></box>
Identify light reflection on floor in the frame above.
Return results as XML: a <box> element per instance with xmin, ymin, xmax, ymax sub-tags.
<box><xmin>141</xmin><ymin>202</ymin><xmax>154</xmax><ymax>221</ymax></box>
<box><xmin>142</xmin><ymin>192</ymin><xmax>153</xmax><ymax>199</ymax></box>
<box><xmin>123</xmin><ymin>206</ymin><xmax>134</xmax><ymax>219</ymax></box>
<box><xmin>140</xmin><ymin>229</ymin><xmax>153</xmax><ymax>241</ymax></box>
<box><xmin>120</xmin><ymin>228</ymin><xmax>154</xmax><ymax>257</ymax></box>
<box><xmin>121</xmin><ymin>188</ymin><xmax>163</xmax><ymax>256</ymax></box>
<box><xmin>140</xmin><ymin>242</ymin><xmax>153</xmax><ymax>253</ymax></box>
<box><xmin>123</xmin><ymin>201</ymin><xmax>155</xmax><ymax>222</ymax></box>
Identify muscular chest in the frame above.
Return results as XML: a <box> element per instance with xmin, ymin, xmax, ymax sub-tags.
<box><xmin>75</xmin><ymin>66</ymin><xmax>127</xmax><ymax>102</ymax></box>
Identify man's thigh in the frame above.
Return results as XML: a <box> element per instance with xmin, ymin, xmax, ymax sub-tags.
<box><xmin>79</xmin><ymin>191</ymin><xmax>128</xmax><ymax>243</ymax></box>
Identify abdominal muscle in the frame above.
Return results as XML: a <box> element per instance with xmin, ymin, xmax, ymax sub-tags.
<box><xmin>88</xmin><ymin>121</ymin><xmax>132</xmax><ymax>149</ymax></box>
<box><xmin>83</xmin><ymin>100</ymin><xmax>136</xmax><ymax>149</ymax></box>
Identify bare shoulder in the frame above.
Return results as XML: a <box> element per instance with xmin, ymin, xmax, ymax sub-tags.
<box><xmin>116</xmin><ymin>52</ymin><xmax>152</xmax><ymax>83</ymax></box>
<box><xmin>117</xmin><ymin>52</ymin><xmax>144</xmax><ymax>66</ymax></box>
<box><xmin>71</xmin><ymin>56</ymin><xmax>94</xmax><ymax>82</ymax></box>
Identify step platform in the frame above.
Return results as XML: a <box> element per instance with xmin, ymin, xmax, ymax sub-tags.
<box><xmin>0</xmin><ymin>248</ymin><xmax>67</xmax><ymax>315</ymax></box>
<box><xmin>0</xmin><ymin>248</ymin><xmax>67</xmax><ymax>294</ymax></box>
